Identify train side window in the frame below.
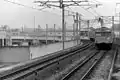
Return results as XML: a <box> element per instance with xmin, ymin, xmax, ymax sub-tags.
<box><xmin>95</xmin><ymin>33</ymin><xmax>101</xmax><ymax>36</ymax></box>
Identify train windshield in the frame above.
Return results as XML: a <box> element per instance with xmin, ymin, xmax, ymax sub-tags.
<box><xmin>80</xmin><ymin>31</ymin><xmax>88</xmax><ymax>36</ymax></box>
<box><xmin>95</xmin><ymin>32</ymin><xmax>111</xmax><ymax>37</ymax></box>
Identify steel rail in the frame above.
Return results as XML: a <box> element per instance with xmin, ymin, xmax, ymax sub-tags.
<box><xmin>0</xmin><ymin>42</ymin><xmax>93</xmax><ymax>79</ymax></box>
<box><xmin>108</xmin><ymin>49</ymin><xmax>118</xmax><ymax>80</ymax></box>
<box><xmin>61</xmin><ymin>51</ymin><xmax>106</xmax><ymax>80</ymax></box>
<box><xmin>80</xmin><ymin>51</ymin><xmax>105</xmax><ymax>80</ymax></box>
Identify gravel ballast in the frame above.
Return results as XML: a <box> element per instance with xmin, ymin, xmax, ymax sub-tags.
<box><xmin>86</xmin><ymin>50</ymin><xmax>113</xmax><ymax>80</ymax></box>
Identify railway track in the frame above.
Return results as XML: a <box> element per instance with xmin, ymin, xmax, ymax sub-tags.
<box><xmin>61</xmin><ymin>50</ymin><xmax>107</xmax><ymax>80</ymax></box>
<box><xmin>86</xmin><ymin>48</ymin><xmax>118</xmax><ymax>80</ymax></box>
<box><xmin>108</xmin><ymin>48</ymin><xmax>118</xmax><ymax>80</ymax></box>
<box><xmin>0</xmin><ymin>42</ymin><xmax>93</xmax><ymax>80</ymax></box>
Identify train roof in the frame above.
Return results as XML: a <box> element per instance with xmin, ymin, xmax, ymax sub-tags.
<box><xmin>95</xmin><ymin>27</ymin><xmax>111</xmax><ymax>32</ymax></box>
<box><xmin>80</xmin><ymin>27</ymin><xmax>95</xmax><ymax>31</ymax></box>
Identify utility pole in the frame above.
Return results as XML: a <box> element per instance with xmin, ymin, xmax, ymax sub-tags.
<box><xmin>79</xmin><ymin>16</ymin><xmax>81</xmax><ymax>44</ymax></box>
<box><xmin>54</xmin><ymin>24</ymin><xmax>56</xmax><ymax>42</ymax></box>
<box><xmin>62</xmin><ymin>4</ymin><xmax>65</xmax><ymax>49</ymax></box>
<box><xmin>73</xmin><ymin>23</ymin><xmax>75</xmax><ymax>41</ymax></box>
<box><xmin>119</xmin><ymin>12</ymin><xmax>120</xmax><ymax>38</ymax></box>
<box><xmin>112</xmin><ymin>16</ymin><xmax>115</xmax><ymax>41</ymax></box>
<box><xmin>46</xmin><ymin>24</ymin><xmax>48</xmax><ymax>44</ymax></box>
<box><xmin>73</xmin><ymin>15</ymin><xmax>76</xmax><ymax>41</ymax></box>
<box><xmin>64</xmin><ymin>22</ymin><xmax>67</xmax><ymax>41</ymax></box>
<box><xmin>66</xmin><ymin>11</ymin><xmax>82</xmax><ymax>44</ymax></box>
<box><xmin>76</xmin><ymin>12</ymin><xmax>79</xmax><ymax>44</ymax></box>
<box><xmin>34</xmin><ymin>16</ymin><xmax>35</xmax><ymax>32</ymax></box>
<box><xmin>87</xmin><ymin>20</ymin><xmax>90</xmax><ymax>39</ymax></box>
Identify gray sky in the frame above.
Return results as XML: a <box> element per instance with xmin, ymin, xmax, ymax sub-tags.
<box><xmin>1</xmin><ymin>0</ymin><xmax>120</xmax><ymax>29</ymax></box>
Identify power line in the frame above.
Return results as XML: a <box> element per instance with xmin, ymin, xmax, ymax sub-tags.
<box><xmin>91</xmin><ymin>8</ymin><xmax>101</xmax><ymax>16</ymax></box>
<box><xmin>4</xmin><ymin>0</ymin><xmax>47</xmax><ymax>11</ymax></box>
<box><xmin>3</xmin><ymin>0</ymin><xmax>85</xmax><ymax>21</ymax></box>
<box><xmin>89</xmin><ymin>0</ymin><xmax>101</xmax><ymax>4</ymax></box>
<box><xmin>80</xmin><ymin>6</ymin><xmax>97</xmax><ymax>17</ymax></box>
<box><xmin>34</xmin><ymin>0</ymin><xmax>102</xmax><ymax>49</ymax></box>
<box><xmin>4</xmin><ymin>0</ymin><xmax>62</xmax><ymax>16</ymax></box>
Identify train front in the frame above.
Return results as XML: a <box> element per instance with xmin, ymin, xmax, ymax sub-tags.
<box><xmin>95</xmin><ymin>29</ymin><xmax>113</xmax><ymax>50</ymax></box>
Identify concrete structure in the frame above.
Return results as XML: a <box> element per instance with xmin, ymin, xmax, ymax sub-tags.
<box><xmin>0</xmin><ymin>27</ymin><xmax>93</xmax><ymax>46</ymax></box>
<box><xmin>0</xmin><ymin>28</ymin><xmax>73</xmax><ymax>46</ymax></box>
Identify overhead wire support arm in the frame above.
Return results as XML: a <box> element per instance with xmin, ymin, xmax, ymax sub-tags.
<box><xmin>4</xmin><ymin>0</ymin><xmax>47</xmax><ymax>11</ymax></box>
<box><xmin>71</xmin><ymin>0</ymin><xmax>82</xmax><ymax>6</ymax></box>
<box><xmin>34</xmin><ymin>0</ymin><xmax>51</xmax><ymax>8</ymax></box>
<box><xmin>34</xmin><ymin>0</ymin><xmax>87</xmax><ymax>3</ymax></box>
<box><xmin>65</xmin><ymin>3</ymin><xmax>101</xmax><ymax>7</ymax></box>
<box><xmin>38</xmin><ymin>4</ymin><xmax>59</xmax><ymax>7</ymax></box>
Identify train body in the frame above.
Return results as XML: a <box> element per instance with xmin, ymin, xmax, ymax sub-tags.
<box><xmin>94</xmin><ymin>27</ymin><xmax>113</xmax><ymax>50</ymax></box>
<box><xmin>80</xmin><ymin>29</ymin><xmax>89</xmax><ymax>40</ymax></box>
<box><xmin>79</xmin><ymin>28</ymin><xmax>95</xmax><ymax>41</ymax></box>
<box><xmin>89</xmin><ymin>29</ymin><xmax>95</xmax><ymax>42</ymax></box>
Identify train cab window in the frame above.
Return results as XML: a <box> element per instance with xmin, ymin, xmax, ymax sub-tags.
<box><xmin>95</xmin><ymin>32</ymin><xmax>101</xmax><ymax>36</ymax></box>
<box><xmin>96</xmin><ymin>33</ymin><xmax>101</xmax><ymax>36</ymax></box>
<box><xmin>101</xmin><ymin>32</ymin><xmax>111</xmax><ymax>36</ymax></box>
<box><xmin>95</xmin><ymin>32</ymin><xmax>111</xmax><ymax>37</ymax></box>
<box><xmin>80</xmin><ymin>31</ymin><xmax>88</xmax><ymax>36</ymax></box>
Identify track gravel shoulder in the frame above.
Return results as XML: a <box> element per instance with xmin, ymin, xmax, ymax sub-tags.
<box><xmin>112</xmin><ymin>47</ymin><xmax>120</xmax><ymax>80</ymax></box>
<box><xmin>86</xmin><ymin>50</ymin><xmax>113</xmax><ymax>80</ymax></box>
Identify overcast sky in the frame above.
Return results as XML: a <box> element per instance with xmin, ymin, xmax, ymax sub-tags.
<box><xmin>1</xmin><ymin>0</ymin><xmax>120</xmax><ymax>29</ymax></box>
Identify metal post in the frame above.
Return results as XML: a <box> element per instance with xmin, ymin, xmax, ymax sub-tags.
<box><xmin>73</xmin><ymin>23</ymin><xmax>75</xmax><ymax>40</ymax></box>
<box><xmin>62</xmin><ymin>4</ymin><xmax>65</xmax><ymax>50</ymax></box>
<box><xmin>101</xmin><ymin>16</ymin><xmax>103</xmax><ymax>28</ymax></box>
<box><xmin>64</xmin><ymin>22</ymin><xmax>66</xmax><ymax>41</ymax></box>
<box><xmin>2</xmin><ymin>38</ymin><xmax>4</xmax><ymax>47</ymax></box>
<box><xmin>79</xmin><ymin>16</ymin><xmax>81</xmax><ymax>44</ymax></box>
<box><xmin>73</xmin><ymin>23</ymin><xmax>76</xmax><ymax>44</ymax></box>
<box><xmin>87</xmin><ymin>20</ymin><xmax>90</xmax><ymax>39</ymax></box>
<box><xmin>112</xmin><ymin>16</ymin><xmax>115</xmax><ymax>41</ymax></box>
<box><xmin>119</xmin><ymin>12</ymin><xmax>120</xmax><ymax>38</ymax></box>
<box><xmin>46</xmin><ymin>24</ymin><xmax>48</xmax><ymax>44</ymax></box>
<box><xmin>73</xmin><ymin>15</ymin><xmax>76</xmax><ymax>41</ymax></box>
<box><xmin>34</xmin><ymin>16</ymin><xmax>35</xmax><ymax>32</ymax></box>
<box><xmin>54</xmin><ymin>24</ymin><xmax>56</xmax><ymax>42</ymax></box>
<box><xmin>76</xmin><ymin>13</ymin><xmax>79</xmax><ymax>44</ymax></box>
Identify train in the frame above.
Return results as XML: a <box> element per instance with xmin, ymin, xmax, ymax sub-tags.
<box><xmin>80</xmin><ymin>28</ymin><xmax>90</xmax><ymax>41</ymax></box>
<box><xmin>94</xmin><ymin>27</ymin><xmax>114</xmax><ymax>50</ymax></box>
<box><xmin>79</xmin><ymin>28</ymin><xmax>95</xmax><ymax>41</ymax></box>
<box><xmin>79</xmin><ymin>27</ymin><xmax>113</xmax><ymax>50</ymax></box>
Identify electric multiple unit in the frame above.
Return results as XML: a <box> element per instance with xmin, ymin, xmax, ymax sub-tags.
<box><xmin>95</xmin><ymin>27</ymin><xmax>113</xmax><ymax>50</ymax></box>
<box><xmin>80</xmin><ymin>30</ymin><xmax>89</xmax><ymax>40</ymax></box>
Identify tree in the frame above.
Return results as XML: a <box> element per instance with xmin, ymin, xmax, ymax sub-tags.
<box><xmin>1</xmin><ymin>25</ymin><xmax>10</xmax><ymax>31</ymax></box>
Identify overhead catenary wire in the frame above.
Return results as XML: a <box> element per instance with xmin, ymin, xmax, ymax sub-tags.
<box><xmin>4</xmin><ymin>0</ymin><xmax>47</xmax><ymax>11</ymax></box>
<box><xmin>88</xmin><ymin>0</ymin><xmax>102</xmax><ymax>4</ymax></box>
<box><xmin>5</xmin><ymin>0</ymin><xmax>102</xmax><ymax>50</ymax></box>
<box><xmin>64</xmin><ymin>5</ymin><xmax>100</xmax><ymax>27</ymax></box>
<box><xmin>4</xmin><ymin>0</ymin><xmax>102</xmax><ymax>20</ymax></box>
<box><xmin>4</xmin><ymin>0</ymin><xmax>85</xmax><ymax>18</ymax></box>
<box><xmin>4</xmin><ymin>0</ymin><xmax>62</xmax><ymax>16</ymax></box>
<box><xmin>65</xmin><ymin>5</ymin><xmax>98</xmax><ymax>20</ymax></box>
<box><xmin>4</xmin><ymin>0</ymin><xmax>86</xmax><ymax>26</ymax></box>
<box><xmin>33</xmin><ymin>0</ymin><xmax>90</xmax><ymax>49</ymax></box>
<box><xmin>66</xmin><ymin>8</ymin><xmax>103</xmax><ymax>29</ymax></box>
<box><xmin>90</xmin><ymin>8</ymin><xmax>101</xmax><ymax>16</ymax></box>
<box><xmin>81</xmin><ymin>6</ymin><xmax>97</xmax><ymax>17</ymax></box>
